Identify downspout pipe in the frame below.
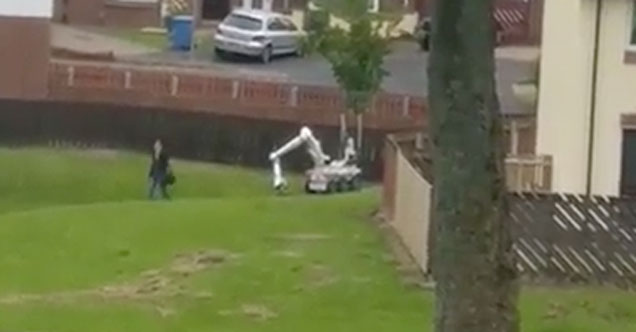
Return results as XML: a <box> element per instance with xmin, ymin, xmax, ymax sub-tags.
<box><xmin>586</xmin><ymin>0</ymin><xmax>603</xmax><ymax>196</ymax></box>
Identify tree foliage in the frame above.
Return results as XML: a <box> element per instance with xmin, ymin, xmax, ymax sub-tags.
<box><xmin>303</xmin><ymin>0</ymin><xmax>394</xmax><ymax>149</ymax></box>
<box><xmin>318</xmin><ymin>16</ymin><xmax>390</xmax><ymax>113</ymax></box>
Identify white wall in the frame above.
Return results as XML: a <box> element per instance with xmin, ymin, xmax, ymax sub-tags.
<box><xmin>536</xmin><ymin>0</ymin><xmax>596</xmax><ymax>194</ymax></box>
<box><xmin>537</xmin><ymin>0</ymin><xmax>636</xmax><ymax>196</ymax></box>
<box><xmin>0</xmin><ymin>0</ymin><xmax>53</xmax><ymax>18</ymax></box>
<box><xmin>589</xmin><ymin>0</ymin><xmax>636</xmax><ymax>195</ymax></box>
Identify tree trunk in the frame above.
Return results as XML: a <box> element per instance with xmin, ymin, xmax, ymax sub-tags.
<box><xmin>356</xmin><ymin>113</ymin><xmax>363</xmax><ymax>150</ymax></box>
<box><xmin>428</xmin><ymin>1</ymin><xmax>519</xmax><ymax>332</ymax></box>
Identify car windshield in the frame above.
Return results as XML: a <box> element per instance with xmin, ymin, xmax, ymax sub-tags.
<box><xmin>224</xmin><ymin>14</ymin><xmax>262</xmax><ymax>31</ymax></box>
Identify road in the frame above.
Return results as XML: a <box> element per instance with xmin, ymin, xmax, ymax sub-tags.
<box><xmin>124</xmin><ymin>42</ymin><xmax>536</xmax><ymax>115</ymax></box>
<box><xmin>52</xmin><ymin>23</ymin><xmax>536</xmax><ymax>115</ymax></box>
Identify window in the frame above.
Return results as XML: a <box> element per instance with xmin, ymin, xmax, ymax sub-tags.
<box><xmin>267</xmin><ymin>18</ymin><xmax>286</xmax><ymax>31</ymax></box>
<box><xmin>281</xmin><ymin>18</ymin><xmax>298</xmax><ymax>31</ymax></box>
<box><xmin>224</xmin><ymin>14</ymin><xmax>263</xmax><ymax>31</ymax></box>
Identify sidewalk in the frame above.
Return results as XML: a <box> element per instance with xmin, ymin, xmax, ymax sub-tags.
<box><xmin>51</xmin><ymin>24</ymin><xmax>155</xmax><ymax>58</ymax></box>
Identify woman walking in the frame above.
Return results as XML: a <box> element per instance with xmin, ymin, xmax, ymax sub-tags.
<box><xmin>148</xmin><ymin>139</ymin><xmax>172</xmax><ymax>200</ymax></box>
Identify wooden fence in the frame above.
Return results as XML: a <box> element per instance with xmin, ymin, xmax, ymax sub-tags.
<box><xmin>506</xmin><ymin>155</ymin><xmax>552</xmax><ymax>192</ymax></box>
<box><xmin>384</xmin><ymin>135</ymin><xmax>636</xmax><ymax>287</ymax></box>
<box><xmin>47</xmin><ymin>60</ymin><xmax>427</xmax><ymax>131</ymax></box>
<box><xmin>510</xmin><ymin>193</ymin><xmax>636</xmax><ymax>288</ymax></box>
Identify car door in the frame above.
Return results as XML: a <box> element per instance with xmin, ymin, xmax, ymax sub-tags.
<box><xmin>280</xmin><ymin>18</ymin><xmax>301</xmax><ymax>53</ymax></box>
<box><xmin>266</xmin><ymin>18</ymin><xmax>287</xmax><ymax>53</ymax></box>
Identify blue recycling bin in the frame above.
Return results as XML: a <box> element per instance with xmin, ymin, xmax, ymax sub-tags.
<box><xmin>170</xmin><ymin>15</ymin><xmax>193</xmax><ymax>51</ymax></box>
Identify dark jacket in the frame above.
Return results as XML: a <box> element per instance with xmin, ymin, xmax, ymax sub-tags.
<box><xmin>149</xmin><ymin>151</ymin><xmax>170</xmax><ymax>179</ymax></box>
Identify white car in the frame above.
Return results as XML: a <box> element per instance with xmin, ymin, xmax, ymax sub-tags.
<box><xmin>214</xmin><ymin>9</ymin><xmax>305</xmax><ymax>64</ymax></box>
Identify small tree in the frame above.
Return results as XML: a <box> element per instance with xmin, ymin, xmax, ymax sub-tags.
<box><xmin>319</xmin><ymin>14</ymin><xmax>391</xmax><ymax>151</ymax></box>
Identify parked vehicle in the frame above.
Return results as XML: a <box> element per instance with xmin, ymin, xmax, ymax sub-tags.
<box><xmin>214</xmin><ymin>9</ymin><xmax>305</xmax><ymax>64</ymax></box>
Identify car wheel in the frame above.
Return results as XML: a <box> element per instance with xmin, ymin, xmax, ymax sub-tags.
<box><xmin>261</xmin><ymin>46</ymin><xmax>273</xmax><ymax>64</ymax></box>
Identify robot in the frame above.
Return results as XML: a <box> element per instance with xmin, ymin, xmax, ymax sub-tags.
<box><xmin>269</xmin><ymin>126</ymin><xmax>362</xmax><ymax>194</ymax></box>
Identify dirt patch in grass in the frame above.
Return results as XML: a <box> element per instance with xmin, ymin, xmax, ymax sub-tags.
<box><xmin>219</xmin><ymin>304</ymin><xmax>278</xmax><ymax>321</ymax></box>
<box><xmin>0</xmin><ymin>249</ymin><xmax>234</xmax><ymax>305</ymax></box>
<box><xmin>241</xmin><ymin>304</ymin><xmax>278</xmax><ymax>320</ymax></box>
<box><xmin>543</xmin><ymin>300</ymin><xmax>636</xmax><ymax>323</ymax></box>
<box><xmin>543</xmin><ymin>301</ymin><xmax>571</xmax><ymax>320</ymax></box>
<box><xmin>289</xmin><ymin>264</ymin><xmax>340</xmax><ymax>293</ymax></box>
<box><xmin>304</xmin><ymin>264</ymin><xmax>339</xmax><ymax>289</ymax></box>
<box><xmin>272</xmin><ymin>250</ymin><xmax>304</xmax><ymax>258</ymax></box>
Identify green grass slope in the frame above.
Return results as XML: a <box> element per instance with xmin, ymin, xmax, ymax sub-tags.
<box><xmin>0</xmin><ymin>148</ymin><xmax>634</xmax><ymax>332</ymax></box>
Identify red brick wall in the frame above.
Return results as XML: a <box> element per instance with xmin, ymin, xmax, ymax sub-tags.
<box><xmin>47</xmin><ymin>61</ymin><xmax>428</xmax><ymax>131</ymax></box>
<box><xmin>55</xmin><ymin>0</ymin><xmax>160</xmax><ymax>27</ymax></box>
<box><xmin>0</xmin><ymin>16</ymin><xmax>50</xmax><ymax>99</ymax></box>
<box><xmin>64</xmin><ymin>0</ymin><xmax>104</xmax><ymax>26</ymax></box>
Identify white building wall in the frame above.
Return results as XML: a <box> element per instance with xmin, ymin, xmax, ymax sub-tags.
<box><xmin>538</xmin><ymin>0</ymin><xmax>636</xmax><ymax>196</ymax></box>
<box><xmin>590</xmin><ymin>0</ymin><xmax>636</xmax><ymax>195</ymax></box>
<box><xmin>0</xmin><ymin>0</ymin><xmax>53</xmax><ymax>18</ymax></box>
<box><xmin>536</xmin><ymin>0</ymin><xmax>596</xmax><ymax>194</ymax></box>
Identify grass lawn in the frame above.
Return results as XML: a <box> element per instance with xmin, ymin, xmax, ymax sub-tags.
<box><xmin>0</xmin><ymin>148</ymin><xmax>634</xmax><ymax>331</ymax></box>
<box><xmin>100</xmin><ymin>28</ymin><xmax>169</xmax><ymax>51</ymax></box>
<box><xmin>94</xmin><ymin>27</ymin><xmax>215</xmax><ymax>56</ymax></box>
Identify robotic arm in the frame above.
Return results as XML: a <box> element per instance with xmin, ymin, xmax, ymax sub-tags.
<box><xmin>269</xmin><ymin>127</ymin><xmax>330</xmax><ymax>190</ymax></box>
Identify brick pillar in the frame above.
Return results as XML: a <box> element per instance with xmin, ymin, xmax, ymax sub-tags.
<box><xmin>0</xmin><ymin>1</ymin><xmax>52</xmax><ymax>99</ymax></box>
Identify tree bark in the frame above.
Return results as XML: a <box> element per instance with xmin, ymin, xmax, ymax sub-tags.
<box><xmin>428</xmin><ymin>1</ymin><xmax>519</xmax><ymax>332</ymax></box>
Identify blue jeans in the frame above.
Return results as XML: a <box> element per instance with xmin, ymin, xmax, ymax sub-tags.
<box><xmin>148</xmin><ymin>176</ymin><xmax>169</xmax><ymax>200</ymax></box>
